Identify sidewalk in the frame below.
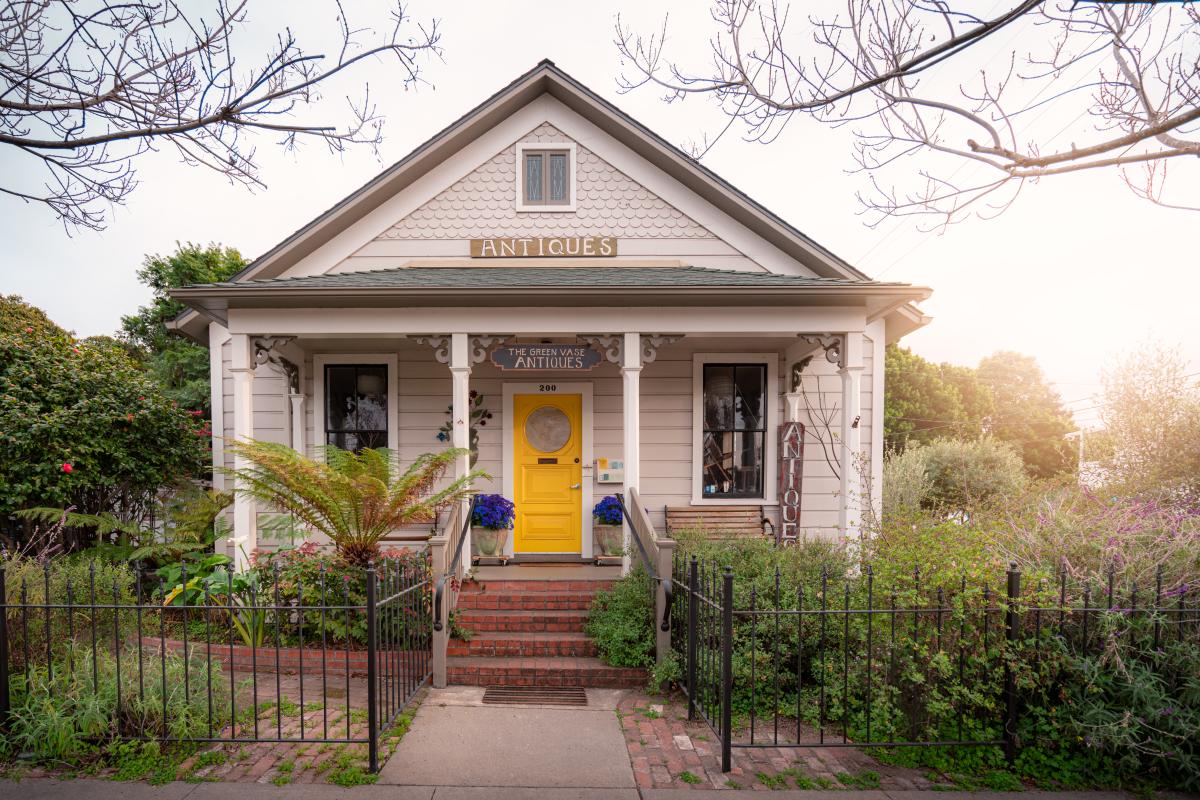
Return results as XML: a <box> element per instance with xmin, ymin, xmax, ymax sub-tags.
<box><xmin>0</xmin><ymin>779</ymin><xmax>1142</xmax><ymax>799</ymax></box>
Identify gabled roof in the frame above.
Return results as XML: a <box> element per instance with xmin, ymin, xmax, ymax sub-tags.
<box><xmin>170</xmin><ymin>60</ymin><xmax>930</xmax><ymax>341</ymax></box>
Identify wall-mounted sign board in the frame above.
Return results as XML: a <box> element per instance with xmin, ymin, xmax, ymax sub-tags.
<box><xmin>470</xmin><ymin>237</ymin><xmax>617</xmax><ymax>258</ymax></box>
<box><xmin>778</xmin><ymin>421</ymin><xmax>805</xmax><ymax>545</ymax></box>
<box><xmin>490</xmin><ymin>343</ymin><xmax>603</xmax><ymax>371</ymax></box>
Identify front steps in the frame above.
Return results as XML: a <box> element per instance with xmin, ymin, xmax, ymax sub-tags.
<box><xmin>447</xmin><ymin>576</ymin><xmax>648</xmax><ymax>688</ymax></box>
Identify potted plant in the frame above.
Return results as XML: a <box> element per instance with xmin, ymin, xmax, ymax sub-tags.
<box><xmin>592</xmin><ymin>495</ymin><xmax>624</xmax><ymax>559</ymax></box>
<box><xmin>471</xmin><ymin>493</ymin><xmax>515</xmax><ymax>563</ymax></box>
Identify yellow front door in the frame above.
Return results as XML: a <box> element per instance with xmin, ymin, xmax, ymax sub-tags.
<box><xmin>514</xmin><ymin>393</ymin><xmax>582</xmax><ymax>554</ymax></box>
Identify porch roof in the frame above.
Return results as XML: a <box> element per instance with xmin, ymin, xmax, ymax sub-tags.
<box><xmin>177</xmin><ymin>265</ymin><xmax>925</xmax><ymax>294</ymax></box>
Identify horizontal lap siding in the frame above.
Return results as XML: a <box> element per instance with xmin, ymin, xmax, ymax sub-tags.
<box><xmin>224</xmin><ymin>334</ymin><xmax>874</xmax><ymax>548</ymax></box>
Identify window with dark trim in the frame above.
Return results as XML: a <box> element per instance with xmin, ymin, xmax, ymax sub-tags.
<box><xmin>702</xmin><ymin>363</ymin><xmax>766</xmax><ymax>498</ymax></box>
<box><xmin>522</xmin><ymin>149</ymin><xmax>571</xmax><ymax>206</ymax></box>
<box><xmin>324</xmin><ymin>364</ymin><xmax>388</xmax><ymax>452</ymax></box>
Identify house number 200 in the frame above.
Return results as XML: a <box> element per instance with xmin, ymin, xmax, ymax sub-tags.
<box><xmin>538</xmin><ymin>384</ymin><xmax>557</xmax><ymax>392</ymax></box>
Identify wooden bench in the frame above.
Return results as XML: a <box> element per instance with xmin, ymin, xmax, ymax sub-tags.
<box><xmin>664</xmin><ymin>506</ymin><xmax>773</xmax><ymax>540</ymax></box>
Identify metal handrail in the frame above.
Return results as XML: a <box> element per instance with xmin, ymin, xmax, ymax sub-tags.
<box><xmin>614</xmin><ymin>491</ymin><xmax>673</xmax><ymax>632</ymax></box>
<box><xmin>432</xmin><ymin>497</ymin><xmax>476</xmax><ymax>632</ymax></box>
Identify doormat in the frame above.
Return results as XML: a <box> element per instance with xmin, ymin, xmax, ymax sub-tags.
<box><xmin>481</xmin><ymin>685</ymin><xmax>588</xmax><ymax>706</ymax></box>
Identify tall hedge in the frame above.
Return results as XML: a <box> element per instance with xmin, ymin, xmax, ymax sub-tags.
<box><xmin>0</xmin><ymin>295</ymin><xmax>207</xmax><ymax>520</ymax></box>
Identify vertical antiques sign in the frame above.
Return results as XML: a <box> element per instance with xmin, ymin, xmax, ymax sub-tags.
<box><xmin>778</xmin><ymin>421</ymin><xmax>805</xmax><ymax>545</ymax></box>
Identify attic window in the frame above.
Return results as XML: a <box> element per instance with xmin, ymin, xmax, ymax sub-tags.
<box><xmin>516</xmin><ymin>143</ymin><xmax>576</xmax><ymax>211</ymax></box>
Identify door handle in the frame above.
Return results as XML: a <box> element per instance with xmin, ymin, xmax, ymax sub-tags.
<box><xmin>570</xmin><ymin>483</ymin><xmax>581</xmax><ymax>489</ymax></box>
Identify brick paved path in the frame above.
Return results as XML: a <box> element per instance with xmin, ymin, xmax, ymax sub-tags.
<box><xmin>618</xmin><ymin>691</ymin><xmax>936</xmax><ymax>792</ymax></box>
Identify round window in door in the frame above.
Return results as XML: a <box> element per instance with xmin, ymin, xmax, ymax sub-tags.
<box><xmin>524</xmin><ymin>405</ymin><xmax>571</xmax><ymax>452</ymax></box>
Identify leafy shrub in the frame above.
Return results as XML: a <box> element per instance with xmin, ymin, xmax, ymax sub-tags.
<box><xmin>3</xmin><ymin>556</ymin><xmax>138</xmax><ymax>667</ymax></box>
<box><xmin>0</xmin><ymin>295</ymin><xmax>208</xmax><ymax>522</ymax></box>
<box><xmin>883</xmin><ymin>437</ymin><xmax>1027</xmax><ymax>514</ymax></box>
<box><xmin>586</xmin><ymin>565</ymin><xmax>655</xmax><ymax>668</ymax></box>
<box><xmin>251</xmin><ymin>543</ymin><xmax>429</xmax><ymax>646</ymax></box>
<box><xmin>5</xmin><ymin>644</ymin><xmax>228</xmax><ymax>761</ymax></box>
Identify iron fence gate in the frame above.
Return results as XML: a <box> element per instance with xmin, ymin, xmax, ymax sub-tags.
<box><xmin>671</xmin><ymin>554</ymin><xmax>1199</xmax><ymax>772</ymax></box>
<box><xmin>0</xmin><ymin>557</ymin><xmax>431</xmax><ymax>772</ymax></box>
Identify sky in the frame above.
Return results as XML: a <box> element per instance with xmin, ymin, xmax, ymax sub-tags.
<box><xmin>2</xmin><ymin>0</ymin><xmax>1196</xmax><ymax>431</ymax></box>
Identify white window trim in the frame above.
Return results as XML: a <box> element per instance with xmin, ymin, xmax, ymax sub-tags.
<box><xmin>515</xmin><ymin>142</ymin><xmax>577</xmax><ymax>212</ymax></box>
<box><xmin>691</xmin><ymin>353</ymin><xmax>778</xmax><ymax>506</ymax></box>
<box><xmin>312</xmin><ymin>354</ymin><xmax>400</xmax><ymax>457</ymax></box>
<box><xmin>502</xmin><ymin>382</ymin><xmax>594</xmax><ymax>559</ymax></box>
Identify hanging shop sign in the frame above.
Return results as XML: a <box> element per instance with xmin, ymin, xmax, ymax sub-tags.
<box><xmin>490</xmin><ymin>343</ymin><xmax>603</xmax><ymax>371</ymax></box>
<box><xmin>470</xmin><ymin>237</ymin><xmax>617</xmax><ymax>258</ymax></box>
<box><xmin>778</xmin><ymin>421</ymin><xmax>805</xmax><ymax>545</ymax></box>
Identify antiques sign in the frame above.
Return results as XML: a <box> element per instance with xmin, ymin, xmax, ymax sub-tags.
<box><xmin>470</xmin><ymin>237</ymin><xmax>617</xmax><ymax>258</ymax></box>
<box><xmin>490</xmin><ymin>343</ymin><xmax>603</xmax><ymax>371</ymax></box>
<box><xmin>778</xmin><ymin>421</ymin><xmax>805</xmax><ymax>544</ymax></box>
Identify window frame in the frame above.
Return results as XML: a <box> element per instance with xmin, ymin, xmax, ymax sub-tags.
<box><xmin>515</xmin><ymin>142</ymin><xmax>577</xmax><ymax>212</ymax></box>
<box><xmin>312</xmin><ymin>354</ymin><xmax>399</xmax><ymax>457</ymax></box>
<box><xmin>691</xmin><ymin>353</ymin><xmax>778</xmax><ymax>505</ymax></box>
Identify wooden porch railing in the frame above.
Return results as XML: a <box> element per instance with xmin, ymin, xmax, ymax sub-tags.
<box><xmin>616</xmin><ymin>487</ymin><xmax>677</xmax><ymax>665</ymax></box>
<box><xmin>429</xmin><ymin>498</ymin><xmax>471</xmax><ymax>688</ymax></box>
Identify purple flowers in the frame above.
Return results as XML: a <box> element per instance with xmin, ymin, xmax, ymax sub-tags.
<box><xmin>472</xmin><ymin>493</ymin><xmax>515</xmax><ymax>530</ymax></box>
<box><xmin>593</xmin><ymin>495</ymin><xmax>623</xmax><ymax>526</ymax></box>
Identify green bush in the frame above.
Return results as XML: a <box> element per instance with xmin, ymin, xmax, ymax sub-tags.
<box><xmin>5</xmin><ymin>644</ymin><xmax>228</xmax><ymax>761</ymax></box>
<box><xmin>250</xmin><ymin>543</ymin><xmax>429</xmax><ymax>646</ymax></box>
<box><xmin>3</xmin><ymin>556</ymin><xmax>138</xmax><ymax>667</ymax></box>
<box><xmin>586</xmin><ymin>565</ymin><xmax>655</xmax><ymax>668</ymax></box>
<box><xmin>0</xmin><ymin>295</ymin><xmax>208</xmax><ymax>522</ymax></box>
<box><xmin>670</xmin><ymin>523</ymin><xmax>1200</xmax><ymax>790</ymax></box>
<box><xmin>883</xmin><ymin>437</ymin><xmax>1027</xmax><ymax>515</ymax></box>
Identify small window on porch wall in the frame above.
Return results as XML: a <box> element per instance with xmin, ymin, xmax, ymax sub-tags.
<box><xmin>324</xmin><ymin>365</ymin><xmax>388</xmax><ymax>452</ymax></box>
<box><xmin>702</xmin><ymin>364</ymin><xmax>766</xmax><ymax>498</ymax></box>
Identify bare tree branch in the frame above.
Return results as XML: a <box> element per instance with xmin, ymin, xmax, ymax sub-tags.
<box><xmin>616</xmin><ymin>0</ymin><xmax>1200</xmax><ymax>227</ymax></box>
<box><xmin>0</xmin><ymin>0</ymin><xmax>443</xmax><ymax>231</ymax></box>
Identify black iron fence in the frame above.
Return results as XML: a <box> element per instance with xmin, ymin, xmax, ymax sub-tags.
<box><xmin>671</xmin><ymin>555</ymin><xmax>1200</xmax><ymax>772</ymax></box>
<box><xmin>0</xmin><ymin>557</ymin><xmax>431</xmax><ymax>772</ymax></box>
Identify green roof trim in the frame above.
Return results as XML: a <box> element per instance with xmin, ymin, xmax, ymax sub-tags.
<box><xmin>193</xmin><ymin>266</ymin><xmax>907</xmax><ymax>292</ymax></box>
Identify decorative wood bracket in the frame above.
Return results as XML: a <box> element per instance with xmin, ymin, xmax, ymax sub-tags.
<box><xmin>413</xmin><ymin>336</ymin><xmax>451</xmax><ymax>364</ymax></box>
<box><xmin>641</xmin><ymin>335</ymin><xmax>682</xmax><ymax>364</ymax></box>
<box><xmin>578</xmin><ymin>335</ymin><xmax>622</xmax><ymax>363</ymax></box>
<box><xmin>470</xmin><ymin>335</ymin><xmax>507</xmax><ymax>364</ymax></box>
<box><xmin>800</xmin><ymin>334</ymin><xmax>845</xmax><ymax>369</ymax></box>
<box><xmin>253</xmin><ymin>336</ymin><xmax>299</xmax><ymax>392</ymax></box>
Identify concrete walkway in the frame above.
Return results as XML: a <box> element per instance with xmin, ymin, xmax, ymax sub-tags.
<box><xmin>378</xmin><ymin>686</ymin><xmax>635</xmax><ymax>789</ymax></box>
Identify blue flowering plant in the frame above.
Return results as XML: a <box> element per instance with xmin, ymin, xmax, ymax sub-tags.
<box><xmin>593</xmin><ymin>495</ymin><xmax>624</xmax><ymax>526</ymax></box>
<box><xmin>472</xmin><ymin>493</ymin><xmax>515</xmax><ymax>530</ymax></box>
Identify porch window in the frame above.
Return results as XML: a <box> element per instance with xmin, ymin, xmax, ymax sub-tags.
<box><xmin>702</xmin><ymin>364</ymin><xmax>766</xmax><ymax>498</ymax></box>
<box><xmin>324</xmin><ymin>364</ymin><xmax>388</xmax><ymax>452</ymax></box>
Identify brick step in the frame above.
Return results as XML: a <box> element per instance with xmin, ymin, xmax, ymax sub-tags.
<box><xmin>460</xmin><ymin>579</ymin><xmax>615</xmax><ymax>594</ymax></box>
<box><xmin>454</xmin><ymin>609</ymin><xmax>589</xmax><ymax>633</ymax></box>
<box><xmin>447</xmin><ymin>632</ymin><xmax>598</xmax><ymax>658</ymax></box>
<box><xmin>447</xmin><ymin>656</ymin><xmax>648</xmax><ymax>688</ymax></box>
<box><xmin>455</xmin><ymin>591</ymin><xmax>598</xmax><ymax>611</ymax></box>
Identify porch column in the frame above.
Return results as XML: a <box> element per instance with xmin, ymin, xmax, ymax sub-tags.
<box><xmin>621</xmin><ymin>332</ymin><xmax>641</xmax><ymax>575</ymax></box>
<box><xmin>289</xmin><ymin>390</ymin><xmax>306</xmax><ymax>455</ymax></box>
<box><xmin>839</xmin><ymin>332</ymin><xmax>864</xmax><ymax>542</ymax></box>
<box><xmin>230</xmin><ymin>333</ymin><xmax>257</xmax><ymax>571</ymax></box>
<box><xmin>450</xmin><ymin>333</ymin><xmax>471</xmax><ymax>567</ymax></box>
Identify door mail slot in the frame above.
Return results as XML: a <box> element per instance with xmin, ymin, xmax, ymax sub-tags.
<box><xmin>537</xmin><ymin>457</ymin><xmax>558</xmax><ymax>464</ymax></box>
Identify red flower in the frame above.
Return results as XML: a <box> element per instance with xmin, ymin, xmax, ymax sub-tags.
<box><xmin>61</xmin><ymin>463</ymin><xmax>73</xmax><ymax>474</ymax></box>
<box><xmin>24</xmin><ymin>327</ymin><xmax>32</xmax><ymax>333</ymax></box>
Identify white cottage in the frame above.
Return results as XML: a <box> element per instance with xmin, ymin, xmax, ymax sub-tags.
<box><xmin>172</xmin><ymin>61</ymin><xmax>931</xmax><ymax>574</ymax></box>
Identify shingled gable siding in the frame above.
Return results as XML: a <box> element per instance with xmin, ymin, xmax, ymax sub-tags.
<box><xmin>333</xmin><ymin>122</ymin><xmax>773</xmax><ymax>274</ymax></box>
